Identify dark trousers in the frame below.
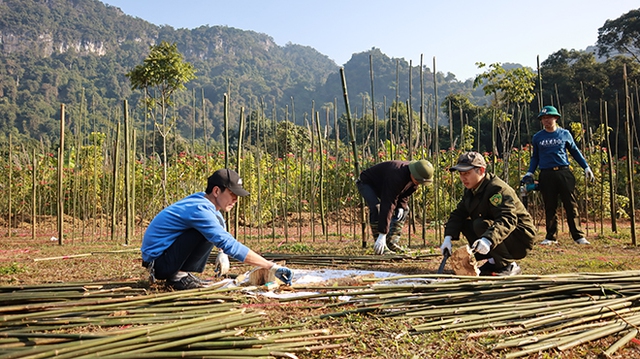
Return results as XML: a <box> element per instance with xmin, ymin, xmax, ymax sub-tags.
<box><xmin>151</xmin><ymin>229</ymin><xmax>215</xmax><ymax>280</ymax></box>
<box><xmin>461</xmin><ymin>218</ymin><xmax>532</xmax><ymax>268</ymax></box>
<box><xmin>357</xmin><ymin>180</ymin><xmax>402</xmax><ymax>236</ymax></box>
<box><xmin>538</xmin><ymin>168</ymin><xmax>584</xmax><ymax>241</ymax></box>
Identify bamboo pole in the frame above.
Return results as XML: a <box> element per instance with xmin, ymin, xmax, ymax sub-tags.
<box><xmin>623</xmin><ymin>65</ymin><xmax>637</xmax><ymax>245</ymax></box>
<box><xmin>7</xmin><ymin>133</ymin><xmax>12</xmax><ymax>238</ymax></box>
<box><xmin>31</xmin><ymin>147</ymin><xmax>37</xmax><ymax>240</ymax></box>
<box><xmin>339</xmin><ymin>67</ymin><xmax>366</xmax><ymax>248</ymax></box>
<box><xmin>124</xmin><ymin>100</ymin><xmax>132</xmax><ymax>244</ymax></box>
<box><xmin>602</xmin><ymin>328</ymin><xmax>639</xmax><ymax>358</ymax></box>
<box><xmin>315</xmin><ymin>110</ymin><xmax>327</xmax><ymax>238</ymax></box>
<box><xmin>432</xmin><ymin>57</ymin><xmax>441</xmax><ymax>242</ymax></box>
<box><xmin>110</xmin><ymin>122</ymin><xmax>121</xmax><ymax>242</ymax></box>
<box><xmin>57</xmin><ymin>104</ymin><xmax>65</xmax><ymax>245</ymax></box>
<box><xmin>369</xmin><ymin>55</ymin><xmax>378</xmax><ymax>156</ymax></box>
<box><xmin>235</xmin><ymin>106</ymin><xmax>245</xmax><ymax>238</ymax></box>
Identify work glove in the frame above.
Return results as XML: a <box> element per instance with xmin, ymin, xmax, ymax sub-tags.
<box><xmin>521</xmin><ymin>172</ymin><xmax>534</xmax><ymax>184</ymax></box>
<box><xmin>214</xmin><ymin>250</ymin><xmax>230</xmax><ymax>276</ymax></box>
<box><xmin>374</xmin><ymin>233</ymin><xmax>388</xmax><ymax>255</ymax></box>
<box><xmin>440</xmin><ymin>235</ymin><xmax>453</xmax><ymax>256</ymax></box>
<box><xmin>395</xmin><ymin>208</ymin><xmax>405</xmax><ymax>221</ymax></box>
<box><xmin>471</xmin><ymin>237</ymin><xmax>492</xmax><ymax>255</ymax></box>
<box><xmin>269</xmin><ymin>264</ymin><xmax>293</xmax><ymax>285</ymax></box>
<box><xmin>585</xmin><ymin>167</ymin><xmax>595</xmax><ymax>183</ymax></box>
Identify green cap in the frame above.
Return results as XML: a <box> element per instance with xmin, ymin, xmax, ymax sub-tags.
<box><xmin>537</xmin><ymin>105</ymin><xmax>561</xmax><ymax>119</ymax></box>
<box><xmin>409</xmin><ymin>160</ymin><xmax>434</xmax><ymax>183</ymax></box>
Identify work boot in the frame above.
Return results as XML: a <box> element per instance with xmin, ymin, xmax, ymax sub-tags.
<box><xmin>387</xmin><ymin>216</ymin><xmax>406</xmax><ymax>252</ymax></box>
<box><xmin>387</xmin><ymin>237</ymin><xmax>406</xmax><ymax>253</ymax></box>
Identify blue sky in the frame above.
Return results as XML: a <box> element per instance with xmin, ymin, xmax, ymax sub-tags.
<box><xmin>101</xmin><ymin>0</ymin><xmax>638</xmax><ymax>81</ymax></box>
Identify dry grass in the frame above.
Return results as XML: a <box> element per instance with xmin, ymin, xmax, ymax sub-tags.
<box><xmin>2</xmin><ymin>217</ymin><xmax>640</xmax><ymax>358</ymax></box>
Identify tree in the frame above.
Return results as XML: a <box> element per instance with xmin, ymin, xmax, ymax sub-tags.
<box><xmin>126</xmin><ymin>41</ymin><xmax>196</xmax><ymax>206</ymax></box>
<box><xmin>474</xmin><ymin>63</ymin><xmax>536</xmax><ymax>179</ymax></box>
<box><xmin>597</xmin><ymin>8</ymin><xmax>640</xmax><ymax>64</ymax></box>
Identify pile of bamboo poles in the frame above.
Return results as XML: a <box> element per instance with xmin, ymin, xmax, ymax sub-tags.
<box><xmin>285</xmin><ymin>271</ymin><xmax>640</xmax><ymax>358</ymax></box>
<box><xmin>259</xmin><ymin>253</ymin><xmax>439</xmax><ymax>267</ymax></box>
<box><xmin>0</xmin><ymin>282</ymin><xmax>346</xmax><ymax>359</ymax></box>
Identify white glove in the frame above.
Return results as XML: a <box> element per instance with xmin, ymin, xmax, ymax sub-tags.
<box><xmin>269</xmin><ymin>264</ymin><xmax>293</xmax><ymax>285</ymax></box>
<box><xmin>374</xmin><ymin>233</ymin><xmax>387</xmax><ymax>255</ymax></box>
<box><xmin>214</xmin><ymin>250</ymin><xmax>230</xmax><ymax>276</ymax></box>
<box><xmin>440</xmin><ymin>235</ymin><xmax>453</xmax><ymax>255</ymax></box>
<box><xmin>471</xmin><ymin>237</ymin><xmax>492</xmax><ymax>255</ymax></box>
<box><xmin>396</xmin><ymin>208</ymin><xmax>404</xmax><ymax>220</ymax></box>
<box><xmin>585</xmin><ymin>167</ymin><xmax>595</xmax><ymax>183</ymax></box>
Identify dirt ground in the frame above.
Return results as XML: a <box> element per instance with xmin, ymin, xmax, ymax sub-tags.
<box><xmin>2</xmin><ymin>214</ymin><xmax>640</xmax><ymax>358</ymax></box>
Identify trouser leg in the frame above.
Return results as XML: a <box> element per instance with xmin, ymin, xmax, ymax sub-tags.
<box><xmin>460</xmin><ymin>218</ymin><xmax>531</xmax><ymax>268</ymax></box>
<box><xmin>539</xmin><ymin>170</ymin><xmax>560</xmax><ymax>241</ymax></box>
<box><xmin>152</xmin><ymin>228</ymin><xmax>215</xmax><ymax>280</ymax></box>
<box><xmin>358</xmin><ymin>180</ymin><xmax>381</xmax><ymax>241</ymax></box>
<box><xmin>558</xmin><ymin>170</ymin><xmax>585</xmax><ymax>240</ymax></box>
<box><xmin>387</xmin><ymin>208</ymin><xmax>407</xmax><ymax>252</ymax></box>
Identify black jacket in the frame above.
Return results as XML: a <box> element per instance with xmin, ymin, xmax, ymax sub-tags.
<box><xmin>359</xmin><ymin>160</ymin><xmax>418</xmax><ymax>234</ymax></box>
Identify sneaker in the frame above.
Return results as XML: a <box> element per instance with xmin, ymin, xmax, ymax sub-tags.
<box><xmin>166</xmin><ymin>275</ymin><xmax>202</xmax><ymax>290</ymax></box>
<box><xmin>540</xmin><ymin>239</ymin><xmax>558</xmax><ymax>245</ymax></box>
<box><xmin>187</xmin><ymin>273</ymin><xmax>213</xmax><ymax>285</ymax></box>
<box><xmin>574</xmin><ymin>237</ymin><xmax>591</xmax><ymax>245</ymax></box>
<box><xmin>494</xmin><ymin>262</ymin><xmax>522</xmax><ymax>276</ymax></box>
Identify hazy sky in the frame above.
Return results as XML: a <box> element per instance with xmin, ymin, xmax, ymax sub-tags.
<box><xmin>101</xmin><ymin>0</ymin><xmax>638</xmax><ymax>81</ymax></box>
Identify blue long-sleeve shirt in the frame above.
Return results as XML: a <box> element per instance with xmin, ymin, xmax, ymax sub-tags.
<box><xmin>527</xmin><ymin>127</ymin><xmax>589</xmax><ymax>173</ymax></box>
<box><xmin>141</xmin><ymin>192</ymin><xmax>250</xmax><ymax>263</ymax></box>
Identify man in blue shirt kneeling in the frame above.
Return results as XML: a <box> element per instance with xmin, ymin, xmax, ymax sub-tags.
<box><xmin>141</xmin><ymin>168</ymin><xmax>293</xmax><ymax>290</ymax></box>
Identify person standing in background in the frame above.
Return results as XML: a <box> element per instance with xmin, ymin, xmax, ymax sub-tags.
<box><xmin>522</xmin><ymin>106</ymin><xmax>595</xmax><ymax>245</ymax></box>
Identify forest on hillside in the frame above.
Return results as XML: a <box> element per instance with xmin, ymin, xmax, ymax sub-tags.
<box><xmin>1</xmin><ymin>1</ymin><xmax>640</xmax><ymax>245</ymax></box>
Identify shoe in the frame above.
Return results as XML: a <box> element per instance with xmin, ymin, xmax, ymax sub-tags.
<box><xmin>387</xmin><ymin>239</ymin><xmax>406</xmax><ymax>253</ymax></box>
<box><xmin>540</xmin><ymin>239</ymin><xmax>558</xmax><ymax>245</ymax></box>
<box><xmin>478</xmin><ymin>261</ymin><xmax>498</xmax><ymax>276</ymax></box>
<box><xmin>166</xmin><ymin>275</ymin><xmax>202</xmax><ymax>290</ymax></box>
<box><xmin>574</xmin><ymin>237</ymin><xmax>591</xmax><ymax>245</ymax></box>
<box><xmin>494</xmin><ymin>262</ymin><xmax>522</xmax><ymax>276</ymax></box>
<box><xmin>187</xmin><ymin>272</ymin><xmax>213</xmax><ymax>285</ymax></box>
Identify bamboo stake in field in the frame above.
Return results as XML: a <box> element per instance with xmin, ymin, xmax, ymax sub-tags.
<box><xmin>8</xmin><ymin>133</ymin><xmax>12</xmax><ymax>238</ymax></box>
<box><xmin>31</xmin><ymin>147</ymin><xmax>37</xmax><ymax>240</ymax></box>
<box><xmin>623</xmin><ymin>65</ymin><xmax>637</xmax><ymax>245</ymax></box>
<box><xmin>432</xmin><ymin>57</ymin><xmax>441</xmax><ymax>243</ymax></box>
<box><xmin>57</xmin><ymin>104</ymin><xmax>65</xmax><ymax>245</ymax></box>
<box><xmin>110</xmin><ymin>122</ymin><xmax>121</xmax><ymax>242</ymax></box>
<box><xmin>604</xmin><ymin>101</ymin><xmax>618</xmax><ymax>232</ymax></box>
<box><xmin>124</xmin><ymin>100</ymin><xmax>133</xmax><ymax>245</ymax></box>
<box><xmin>340</xmin><ymin>67</ymin><xmax>366</xmax><ymax>248</ymax></box>
<box><xmin>235</xmin><ymin>106</ymin><xmax>245</xmax><ymax>238</ymax></box>
<box><xmin>315</xmin><ymin>110</ymin><xmax>327</xmax><ymax>237</ymax></box>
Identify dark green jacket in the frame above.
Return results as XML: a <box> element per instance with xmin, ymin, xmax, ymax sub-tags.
<box><xmin>444</xmin><ymin>173</ymin><xmax>536</xmax><ymax>245</ymax></box>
